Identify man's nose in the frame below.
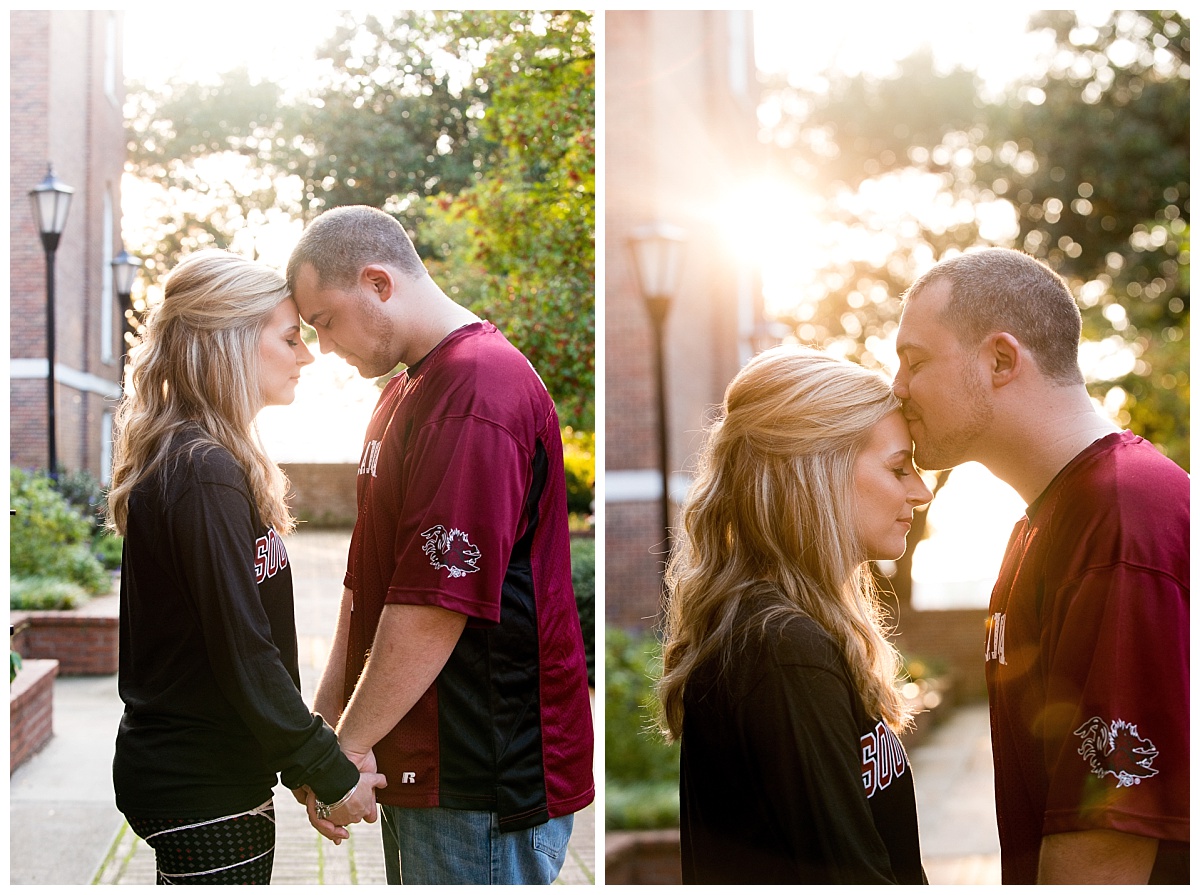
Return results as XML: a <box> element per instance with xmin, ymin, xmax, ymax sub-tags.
<box><xmin>892</xmin><ymin>370</ymin><xmax>910</xmax><ymax>400</ymax></box>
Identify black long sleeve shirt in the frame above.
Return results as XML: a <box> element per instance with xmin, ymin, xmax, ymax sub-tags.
<box><xmin>113</xmin><ymin>434</ymin><xmax>357</xmax><ymax>817</ymax></box>
<box><xmin>679</xmin><ymin>611</ymin><xmax>926</xmax><ymax>884</ymax></box>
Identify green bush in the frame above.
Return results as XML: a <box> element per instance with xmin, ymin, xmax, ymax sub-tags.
<box><xmin>10</xmin><ymin>576</ymin><xmax>90</xmax><ymax>610</ymax></box>
<box><xmin>92</xmin><ymin>532</ymin><xmax>125</xmax><ymax>571</ymax></box>
<box><xmin>562</xmin><ymin>427</ymin><xmax>595</xmax><ymax>517</ymax></box>
<box><xmin>606</xmin><ymin>780</ymin><xmax>680</xmax><ymax>831</ymax></box>
<box><xmin>10</xmin><ymin>467</ymin><xmax>110</xmax><ymax>595</ymax></box>
<box><xmin>570</xmin><ymin>537</ymin><xmax>595</xmax><ymax>687</ymax></box>
<box><xmin>605</xmin><ymin>627</ymin><xmax>680</xmax><ymax>830</ymax></box>
<box><xmin>52</xmin><ymin>467</ymin><xmax>108</xmax><ymax>536</ymax></box>
<box><xmin>60</xmin><ymin>546</ymin><xmax>112</xmax><ymax>593</ymax></box>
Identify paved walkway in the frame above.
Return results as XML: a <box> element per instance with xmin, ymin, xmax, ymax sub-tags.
<box><xmin>10</xmin><ymin>529</ymin><xmax>596</xmax><ymax>885</ymax></box>
<box><xmin>908</xmin><ymin>701</ymin><xmax>1002</xmax><ymax>885</ymax></box>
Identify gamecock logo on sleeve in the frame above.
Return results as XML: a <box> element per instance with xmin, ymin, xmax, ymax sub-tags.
<box><xmin>421</xmin><ymin>525</ymin><xmax>482</xmax><ymax>578</ymax></box>
<box><xmin>1074</xmin><ymin>716</ymin><xmax>1160</xmax><ymax>788</ymax></box>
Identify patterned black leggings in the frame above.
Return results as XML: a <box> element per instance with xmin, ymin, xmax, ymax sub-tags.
<box><xmin>125</xmin><ymin>799</ymin><xmax>276</xmax><ymax>885</ymax></box>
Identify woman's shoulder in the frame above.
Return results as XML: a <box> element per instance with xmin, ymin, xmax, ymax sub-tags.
<box><xmin>737</xmin><ymin>605</ymin><xmax>843</xmax><ymax>674</ymax></box>
<box><xmin>162</xmin><ymin>427</ymin><xmax>246</xmax><ymax>491</ymax></box>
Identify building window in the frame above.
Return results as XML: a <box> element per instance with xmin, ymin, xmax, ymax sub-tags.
<box><xmin>101</xmin><ymin>190</ymin><xmax>115</xmax><ymax>364</ymax></box>
<box><xmin>104</xmin><ymin>13</ymin><xmax>118</xmax><ymax>104</ymax></box>
<box><xmin>101</xmin><ymin>411</ymin><xmax>114</xmax><ymax>485</ymax></box>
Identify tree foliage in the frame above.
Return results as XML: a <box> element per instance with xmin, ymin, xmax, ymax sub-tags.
<box><xmin>760</xmin><ymin>10</ymin><xmax>1189</xmax><ymax>470</ymax></box>
<box><xmin>123</xmin><ymin>10</ymin><xmax>594</xmax><ymax>428</ymax></box>
<box><xmin>758</xmin><ymin>11</ymin><xmax>1189</xmax><ymax>610</ymax></box>
<box><xmin>418</xmin><ymin>11</ymin><xmax>596</xmax><ymax>429</ymax></box>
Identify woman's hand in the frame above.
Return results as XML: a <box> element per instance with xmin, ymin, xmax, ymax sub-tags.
<box><xmin>302</xmin><ymin>788</ymin><xmax>351</xmax><ymax>845</ymax></box>
<box><xmin>302</xmin><ymin>768</ymin><xmax>388</xmax><ymax>844</ymax></box>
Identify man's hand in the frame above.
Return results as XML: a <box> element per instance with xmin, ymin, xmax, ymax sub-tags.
<box><xmin>324</xmin><ymin>769</ymin><xmax>387</xmax><ymax>827</ymax></box>
<box><xmin>341</xmin><ymin>745</ymin><xmax>378</xmax><ymax>774</ymax></box>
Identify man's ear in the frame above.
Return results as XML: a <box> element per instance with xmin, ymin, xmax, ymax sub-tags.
<box><xmin>361</xmin><ymin>264</ymin><xmax>395</xmax><ymax>302</ymax></box>
<box><xmin>986</xmin><ymin>332</ymin><xmax>1022</xmax><ymax>386</ymax></box>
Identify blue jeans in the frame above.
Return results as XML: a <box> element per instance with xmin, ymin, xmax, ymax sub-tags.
<box><xmin>379</xmin><ymin>804</ymin><xmax>573</xmax><ymax>885</ymax></box>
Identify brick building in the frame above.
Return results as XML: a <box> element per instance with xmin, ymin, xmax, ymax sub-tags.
<box><xmin>605</xmin><ymin>11</ymin><xmax>774</xmax><ymax>629</ymax></box>
<box><xmin>11</xmin><ymin>10</ymin><xmax>128</xmax><ymax>481</ymax></box>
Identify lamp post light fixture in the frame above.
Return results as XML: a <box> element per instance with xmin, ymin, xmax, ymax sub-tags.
<box><xmin>30</xmin><ymin>164</ymin><xmax>75</xmax><ymax>477</ymax></box>
<box><xmin>628</xmin><ymin>221</ymin><xmax>687</xmax><ymax>564</ymax></box>
<box><xmin>111</xmin><ymin>248</ymin><xmax>142</xmax><ymax>381</ymax></box>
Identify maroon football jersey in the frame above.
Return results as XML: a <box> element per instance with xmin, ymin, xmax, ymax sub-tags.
<box><xmin>986</xmin><ymin>432</ymin><xmax>1189</xmax><ymax>883</ymax></box>
<box><xmin>343</xmin><ymin>322</ymin><xmax>594</xmax><ymax>831</ymax></box>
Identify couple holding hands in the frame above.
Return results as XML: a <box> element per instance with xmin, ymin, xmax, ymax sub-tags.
<box><xmin>105</xmin><ymin>206</ymin><xmax>594</xmax><ymax>885</ymax></box>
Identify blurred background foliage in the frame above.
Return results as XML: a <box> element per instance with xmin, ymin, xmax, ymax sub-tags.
<box><xmin>604</xmin><ymin>10</ymin><xmax>1189</xmax><ymax>822</ymax></box>
<box><xmin>758</xmin><ymin>9</ymin><xmax>1188</xmax><ymax>469</ymax></box>
<box><xmin>124</xmin><ymin>10</ymin><xmax>595</xmax><ymax>430</ymax></box>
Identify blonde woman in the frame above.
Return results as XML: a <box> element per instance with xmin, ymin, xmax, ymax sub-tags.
<box><xmin>105</xmin><ymin>251</ymin><xmax>384</xmax><ymax>884</ymax></box>
<box><xmin>657</xmin><ymin>346</ymin><xmax>932</xmax><ymax>884</ymax></box>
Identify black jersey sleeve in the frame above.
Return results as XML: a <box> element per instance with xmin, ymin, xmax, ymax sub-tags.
<box><xmin>169</xmin><ymin>456</ymin><xmax>358</xmax><ymax>804</ymax></box>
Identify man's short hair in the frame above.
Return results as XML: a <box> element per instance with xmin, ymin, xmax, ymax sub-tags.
<box><xmin>905</xmin><ymin>248</ymin><xmax>1084</xmax><ymax>385</ymax></box>
<box><xmin>286</xmin><ymin>205</ymin><xmax>426</xmax><ymax>292</ymax></box>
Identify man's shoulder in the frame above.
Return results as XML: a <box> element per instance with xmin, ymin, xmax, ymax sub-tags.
<box><xmin>418</xmin><ymin>323</ymin><xmax>555</xmax><ymax>424</ymax></box>
<box><xmin>436</xmin><ymin>323</ymin><xmax>542</xmax><ymax>381</ymax></box>
<box><xmin>1058</xmin><ymin>433</ymin><xmax>1188</xmax><ymax>514</ymax></box>
<box><xmin>1040</xmin><ymin>433</ymin><xmax>1189</xmax><ymax>573</ymax></box>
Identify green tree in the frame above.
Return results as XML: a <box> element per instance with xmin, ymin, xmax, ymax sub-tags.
<box><xmin>760</xmin><ymin>11</ymin><xmax>1188</xmax><ymax>468</ymax></box>
<box><xmin>122</xmin><ymin>11</ymin><xmax>595</xmax><ymax>428</ymax></box>
<box><xmin>758</xmin><ymin>10</ymin><xmax>1189</xmax><ymax>605</ymax></box>
<box><xmin>281</xmin><ymin>11</ymin><xmax>498</xmax><ymax>247</ymax></box>
<box><xmin>418</xmin><ymin>11</ymin><xmax>596</xmax><ymax>429</ymax></box>
<box><xmin>986</xmin><ymin>10</ymin><xmax>1189</xmax><ymax>468</ymax></box>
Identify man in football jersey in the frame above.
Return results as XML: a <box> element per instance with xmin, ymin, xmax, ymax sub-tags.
<box><xmin>286</xmin><ymin>205</ymin><xmax>594</xmax><ymax>884</ymax></box>
<box><xmin>892</xmin><ymin>248</ymin><xmax>1188</xmax><ymax>885</ymax></box>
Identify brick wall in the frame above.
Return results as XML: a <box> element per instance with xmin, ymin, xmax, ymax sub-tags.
<box><xmin>11</xmin><ymin>11</ymin><xmax>126</xmax><ymax>478</ymax></box>
<box><xmin>605</xmin><ymin>11</ymin><xmax>762</xmax><ymax>630</ymax></box>
<box><xmin>282</xmin><ymin>463</ymin><xmax>359</xmax><ymax>528</ymax></box>
<box><xmin>10</xmin><ymin>658</ymin><xmax>59</xmax><ymax>772</ymax></box>
<box><xmin>893</xmin><ymin>607</ymin><xmax>990</xmax><ymax>702</ymax></box>
<box><xmin>604</xmin><ymin>501</ymin><xmax>668</xmax><ymax>628</ymax></box>
<box><xmin>11</xmin><ymin>605</ymin><xmax>119</xmax><ymax>676</ymax></box>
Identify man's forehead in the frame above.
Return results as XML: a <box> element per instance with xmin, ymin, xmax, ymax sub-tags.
<box><xmin>897</xmin><ymin>279</ymin><xmax>952</xmax><ymax>347</ymax></box>
<box><xmin>291</xmin><ymin>263</ymin><xmax>330</xmax><ymax>315</ymax></box>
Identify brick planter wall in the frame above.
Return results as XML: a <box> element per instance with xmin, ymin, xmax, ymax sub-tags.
<box><xmin>11</xmin><ymin>658</ymin><xmax>58</xmax><ymax>772</ymax></box>
<box><xmin>10</xmin><ymin>594</ymin><xmax>119</xmax><ymax>676</ymax></box>
<box><xmin>606</xmin><ymin>829</ymin><xmax>682</xmax><ymax>885</ymax></box>
<box><xmin>281</xmin><ymin>463</ymin><xmax>359</xmax><ymax>528</ymax></box>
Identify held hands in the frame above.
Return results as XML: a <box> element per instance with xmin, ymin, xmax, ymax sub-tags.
<box><xmin>295</xmin><ymin>749</ymin><xmax>387</xmax><ymax>846</ymax></box>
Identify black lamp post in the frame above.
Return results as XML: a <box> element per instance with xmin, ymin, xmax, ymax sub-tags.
<box><xmin>30</xmin><ymin>165</ymin><xmax>74</xmax><ymax>477</ymax></box>
<box><xmin>111</xmin><ymin>248</ymin><xmax>141</xmax><ymax>383</ymax></box>
<box><xmin>629</xmin><ymin>222</ymin><xmax>687</xmax><ymax>562</ymax></box>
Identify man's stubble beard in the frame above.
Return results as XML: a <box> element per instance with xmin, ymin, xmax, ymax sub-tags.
<box><xmin>911</xmin><ymin>366</ymin><xmax>993</xmax><ymax>472</ymax></box>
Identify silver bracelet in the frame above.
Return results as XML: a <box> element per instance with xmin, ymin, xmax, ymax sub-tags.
<box><xmin>315</xmin><ymin>782</ymin><xmax>358</xmax><ymax>820</ymax></box>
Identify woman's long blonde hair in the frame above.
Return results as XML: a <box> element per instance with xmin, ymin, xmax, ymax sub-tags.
<box><xmin>106</xmin><ymin>250</ymin><xmax>296</xmax><ymax>536</ymax></box>
<box><xmin>657</xmin><ymin>346</ymin><xmax>912</xmax><ymax>741</ymax></box>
